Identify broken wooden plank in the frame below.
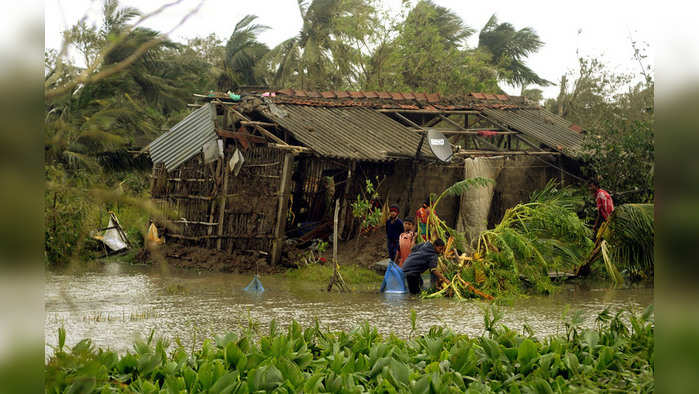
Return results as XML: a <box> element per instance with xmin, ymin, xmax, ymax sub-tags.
<box><xmin>267</xmin><ymin>143</ymin><xmax>311</xmax><ymax>152</ymax></box>
<box><xmin>241</xmin><ymin>120</ymin><xmax>277</xmax><ymax>127</ymax></box>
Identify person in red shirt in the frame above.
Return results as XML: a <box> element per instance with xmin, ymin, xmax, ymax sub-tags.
<box><xmin>395</xmin><ymin>217</ymin><xmax>417</xmax><ymax>267</ymax></box>
<box><xmin>590</xmin><ymin>180</ymin><xmax>614</xmax><ymax>234</ymax></box>
<box><xmin>415</xmin><ymin>201</ymin><xmax>431</xmax><ymax>242</ymax></box>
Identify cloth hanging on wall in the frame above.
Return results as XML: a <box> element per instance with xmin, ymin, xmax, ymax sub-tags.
<box><xmin>228</xmin><ymin>148</ymin><xmax>245</xmax><ymax>176</ymax></box>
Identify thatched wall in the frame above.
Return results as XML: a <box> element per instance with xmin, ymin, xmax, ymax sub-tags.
<box><xmin>151</xmin><ymin>145</ymin><xmax>285</xmax><ymax>255</ymax></box>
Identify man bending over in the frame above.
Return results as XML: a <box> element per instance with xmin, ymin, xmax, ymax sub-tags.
<box><xmin>401</xmin><ymin>238</ymin><xmax>449</xmax><ymax>295</ymax></box>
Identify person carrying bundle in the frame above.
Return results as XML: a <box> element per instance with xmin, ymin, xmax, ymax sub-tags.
<box><xmin>590</xmin><ymin>180</ymin><xmax>614</xmax><ymax>234</ymax></box>
<box><xmin>401</xmin><ymin>239</ymin><xmax>449</xmax><ymax>295</ymax></box>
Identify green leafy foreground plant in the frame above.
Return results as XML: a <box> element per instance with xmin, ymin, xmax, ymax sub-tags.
<box><xmin>46</xmin><ymin>306</ymin><xmax>654</xmax><ymax>393</ymax></box>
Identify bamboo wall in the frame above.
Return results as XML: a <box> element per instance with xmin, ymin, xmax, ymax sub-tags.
<box><xmin>151</xmin><ymin>145</ymin><xmax>285</xmax><ymax>255</ymax></box>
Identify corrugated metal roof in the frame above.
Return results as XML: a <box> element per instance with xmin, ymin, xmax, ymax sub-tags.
<box><xmin>263</xmin><ymin>105</ymin><xmax>433</xmax><ymax>161</ymax></box>
<box><xmin>148</xmin><ymin>103</ymin><xmax>217</xmax><ymax>171</ymax></box>
<box><xmin>481</xmin><ymin>108</ymin><xmax>586</xmax><ymax>157</ymax></box>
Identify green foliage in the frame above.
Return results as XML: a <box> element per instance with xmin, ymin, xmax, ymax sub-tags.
<box><xmin>45</xmin><ymin>163</ymin><xmax>156</xmax><ymax>265</ymax></box>
<box><xmin>259</xmin><ymin>0</ymin><xmax>377</xmax><ymax>90</ymax></box>
<box><xmin>601</xmin><ymin>204</ymin><xmax>654</xmax><ymax>280</ymax></box>
<box><xmin>478</xmin><ymin>14</ymin><xmax>551</xmax><ymax>88</ymax></box>
<box><xmin>425</xmin><ymin>177</ymin><xmax>495</xmax><ymax>250</ymax></box>
<box><xmin>284</xmin><ymin>264</ymin><xmax>381</xmax><ymax>285</ymax></box>
<box><xmin>428</xmin><ymin>181</ymin><xmax>593</xmax><ymax>299</ymax></box>
<box><xmin>45</xmin><ymin>1</ymin><xmax>224</xmax><ymax>265</ymax></box>
<box><xmin>218</xmin><ymin>15</ymin><xmax>270</xmax><ymax>91</ymax></box>
<box><xmin>366</xmin><ymin>1</ymin><xmax>500</xmax><ymax>94</ymax></box>
<box><xmin>351</xmin><ymin>177</ymin><xmax>383</xmax><ymax>233</ymax></box>
<box><xmin>476</xmin><ymin>182</ymin><xmax>593</xmax><ymax>295</ymax></box>
<box><xmin>46</xmin><ymin>308</ymin><xmax>655</xmax><ymax>392</ymax></box>
<box><xmin>545</xmin><ymin>45</ymin><xmax>654</xmax><ymax>204</ymax></box>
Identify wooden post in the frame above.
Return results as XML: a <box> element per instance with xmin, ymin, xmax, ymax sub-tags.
<box><xmin>328</xmin><ymin>198</ymin><xmax>348</xmax><ymax>292</ymax></box>
<box><xmin>333</xmin><ymin>198</ymin><xmax>339</xmax><ymax>263</ymax></box>
<box><xmin>559</xmin><ymin>155</ymin><xmax>565</xmax><ymax>186</ymax></box>
<box><xmin>337</xmin><ymin>161</ymin><xmax>355</xmax><ymax>240</ymax></box>
<box><xmin>216</xmin><ymin>158</ymin><xmax>229</xmax><ymax>250</ymax></box>
<box><xmin>271</xmin><ymin>152</ymin><xmax>294</xmax><ymax>264</ymax></box>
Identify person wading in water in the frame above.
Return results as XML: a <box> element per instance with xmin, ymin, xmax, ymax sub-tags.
<box><xmin>401</xmin><ymin>238</ymin><xmax>449</xmax><ymax>295</ymax></box>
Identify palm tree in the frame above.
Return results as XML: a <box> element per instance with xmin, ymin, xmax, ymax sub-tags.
<box><xmin>101</xmin><ymin>0</ymin><xmax>140</xmax><ymax>35</ymax></box>
<box><xmin>261</xmin><ymin>0</ymin><xmax>376</xmax><ymax>90</ymax></box>
<box><xmin>395</xmin><ymin>0</ymin><xmax>474</xmax><ymax>90</ymax></box>
<box><xmin>478</xmin><ymin>14</ymin><xmax>551</xmax><ymax>89</ymax></box>
<box><xmin>403</xmin><ymin>0</ymin><xmax>474</xmax><ymax>48</ymax></box>
<box><xmin>217</xmin><ymin>15</ymin><xmax>270</xmax><ymax>91</ymax></box>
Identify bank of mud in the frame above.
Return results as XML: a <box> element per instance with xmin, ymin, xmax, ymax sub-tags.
<box><xmin>135</xmin><ymin>229</ymin><xmax>389</xmax><ymax>275</ymax></box>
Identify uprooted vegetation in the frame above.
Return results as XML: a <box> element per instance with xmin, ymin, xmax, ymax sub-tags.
<box><xmin>427</xmin><ymin>181</ymin><xmax>594</xmax><ymax>300</ymax></box>
<box><xmin>45</xmin><ymin>306</ymin><xmax>654</xmax><ymax>392</ymax></box>
<box><xmin>423</xmin><ymin>181</ymin><xmax>654</xmax><ymax>300</ymax></box>
<box><xmin>581</xmin><ymin>203</ymin><xmax>654</xmax><ymax>283</ymax></box>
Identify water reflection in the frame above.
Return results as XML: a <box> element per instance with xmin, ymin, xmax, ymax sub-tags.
<box><xmin>45</xmin><ymin>262</ymin><xmax>653</xmax><ymax>356</ymax></box>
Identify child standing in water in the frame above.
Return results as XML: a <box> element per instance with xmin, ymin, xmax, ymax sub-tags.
<box><xmin>395</xmin><ymin>217</ymin><xmax>417</xmax><ymax>267</ymax></box>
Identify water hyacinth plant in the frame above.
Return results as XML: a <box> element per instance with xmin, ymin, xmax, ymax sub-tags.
<box><xmin>45</xmin><ymin>306</ymin><xmax>654</xmax><ymax>393</ymax></box>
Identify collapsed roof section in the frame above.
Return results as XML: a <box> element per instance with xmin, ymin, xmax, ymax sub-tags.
<box><xmin>148</xmin><ymin>103</ymin><xmax>217</xmax><ymax>172</ymax></box>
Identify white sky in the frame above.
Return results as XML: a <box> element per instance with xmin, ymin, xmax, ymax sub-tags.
<box><xmin>43</xmin><ymin>0</ymin><xmax>657</xmax><ymax>99</ymax></box>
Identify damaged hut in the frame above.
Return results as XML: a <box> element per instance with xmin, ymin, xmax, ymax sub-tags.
<box><xmin>147</xmin><ymin>89</ymin><xmax>586</xmax><ymax>265</ymax></box>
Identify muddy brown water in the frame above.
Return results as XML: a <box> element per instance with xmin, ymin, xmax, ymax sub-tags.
<box><xmin>45</xmin><ymin>262</ymin><xmax>653</xmax><ymax>356</ymax></box>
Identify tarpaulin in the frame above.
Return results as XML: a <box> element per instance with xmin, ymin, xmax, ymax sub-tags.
<box><xmin>380</xmin><ymin>261</ymin><xmax>407</xmax><ymax>293</ymax></box>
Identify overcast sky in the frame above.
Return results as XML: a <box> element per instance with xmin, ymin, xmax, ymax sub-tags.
<box><xmin>44</xmin><ymin>0</ymin><xmax>655</xmax><ymax>99</ymax></box>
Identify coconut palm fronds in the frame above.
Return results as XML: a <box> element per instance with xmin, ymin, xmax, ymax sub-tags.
<box><xmin>600</xmin><ymin>240</ymin><xmax>624</xmax><ymax>284</ymax></box>
<box><xmin>603</xmin><ymin>204</ymin><xmax>654</xmax><ymax>280</ymax></box>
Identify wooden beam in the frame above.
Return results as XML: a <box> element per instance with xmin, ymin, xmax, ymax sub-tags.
<box><xmin>337</xmin><ymin>161</ymin><xmax>355</xmax><ymax>240</ymax></box>
<box><xmin>455</xmin><ymin>150</ymin><xmax>560</xmax><ymax>156</ymax></box>
<box><xmin>392</xmin><ymin>112</ymin><xmax>429</xmax><ymax>158</ymax></box>
<box><xmin>271</xmin><ymin>152</ymin><xmax>294</xmax><ymax>265</ymax></box>
<box><xmin>207</xmin><ymin>159</ymin><xmax>221</xmax><ymax>248</ymax></box>
<box><xmin>216</xmin><ymin>158</ymin><xmax>230</xmax><ymax>250</ymax></box>
<box><xmin>474</xmin><ymin>113</ymin><xmax>550</xmax><ymax>152</ymax></box>
<box><xmin>422</xmin><ymin>115</ymin><xmax>443</xmax><ymax>128</ymax></box>
<box><xmin>216</xmin><ymin>128</ymin><xmax>266</xmax><ymax>144</ymax></box>
<box><xmin>213</xmin><ymin>100</ymin><xmax>289</xmax><ymax>145</ymax></box>
<box><xmin>438</xmin><ymin>114</ymin><xmax>503</xmax><ymax>152</ymax></box>
<box><xmin>267</xmin><ymin>143</ymin><xmax>311</xmax><ymax>152</ymax></box>
<box><xmin>172</xmin><ymin>220</ymin><xmax>218</xmax><ymax>226</ymax></box>
<box><xmin>411</xmin><ymin>129</ymin><xmax>517</xmax><ymax>135</ymax></box>
<box><xmin>241</xmin><ymin>120</ymin><xmax>277</xmax><ymax>127</ymax></box>
<box><xmin>227</xmin><ymin>107</ymin><xmax>288</xmax><ymax>145</ymax></box>
<box><xmin>167</xmin><ymin>194</ymin><xmax>214</xmax><ymax>200</ymax></box>
<box><xmin>166</xmin><ymin>233</ymin><xmax>276</xmax><ymax>241</ymax></box>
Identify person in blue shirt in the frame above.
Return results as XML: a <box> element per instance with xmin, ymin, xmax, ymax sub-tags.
<box><xmin>401</xmin><ymin>239</ymin><xmax>449</xmax><ymax>294</ymax></box>
<box><xmin>385</xmin><ymin>205</ymin><xmax>403</xmax><ymax>261</ymax></box>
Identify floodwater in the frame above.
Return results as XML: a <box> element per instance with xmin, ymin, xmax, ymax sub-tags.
<box><xmin>45</xmin><ymin>262</ymin><xmax>653</xmax><ymax>356</ymax></box>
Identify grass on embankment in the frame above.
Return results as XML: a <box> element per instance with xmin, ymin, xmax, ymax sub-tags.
<box><xmin>283</xmin><ymin>264</ymin><xmax>382</xmax><ymax>286</ymax></box>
